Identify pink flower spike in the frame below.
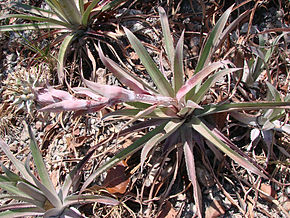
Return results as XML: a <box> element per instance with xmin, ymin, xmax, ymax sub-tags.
<box><xmin>33</xmin><ymin>87</ymin><xmax>74</xmax><ymax>106</ymax></box>
<box><xmin>38</xmin><ymin>98</ymin><xmax>108</xmax><ymax>113</ymax></box>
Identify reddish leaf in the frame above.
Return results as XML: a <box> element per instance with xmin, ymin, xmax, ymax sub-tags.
<box><xmin>98</xmin><ymin>43</ymin><xmax>150</xmax><ymax>95</ymax></box>
<box><xmin>103</xmin><ymin>160</ymin><xmax>130</xmax><ymax>194</ymax></box>
<box><xmin>157</xmin><ymin>201</ymin><xmax>178</xmax><ymax>218</ymax></box>
<box><xmin>176</xmin><ymin>61</ymin><xmax>231</xmax><ymax>101</ymax></box>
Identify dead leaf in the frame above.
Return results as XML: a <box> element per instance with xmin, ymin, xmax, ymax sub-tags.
<box><xmin>103</xmin><ymin>160</ymin><xmax>130</xmax><ymax>194</ymax></box>
<box><xmin>157</xmin><ymin>201</ymin><xmax>178</xmax><ymax>218</ymax></box>
<box><xmin>282</xmin><ymin>200</ymin><xmax>290</xmax><ymax>212</ymax></box>
<box><xmin>259</xmin><ymin>183</ymin><xmax>277</xmax><ymax>202</ymax></box>
<box><xmin>205</xmin><ymin>199</ymin><xmax>226</xmax><ymax>218</ymax></box>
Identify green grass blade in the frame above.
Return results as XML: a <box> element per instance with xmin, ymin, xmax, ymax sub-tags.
<box><xmin>158</xmin><ymin>7</ymin><xmax>174</xmax><ymax>67</ymax></box>
<box><xmin>57</xmin><ymin>33</ymin><xmax>75</xmax><ymax>83</ymax></box>
<box><xmin>80</xmin><ymin>121</ymin><xmax>168</xmax><ymax>193</ymax></box>
<box><xmin>190</xmin><ymin>116</ymin><xmax>265</xmax><ymax>177</ymax></box>
<box><xmin>124</xmin><ymin>27</ymin><xmax>174</xmax><ymax>97</ymax></box>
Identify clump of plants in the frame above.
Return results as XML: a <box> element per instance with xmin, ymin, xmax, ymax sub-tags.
<box><xmin>0</xmin><ymin>0</ymin><xmax>126</xmax><ymax>82</ymax></box>
<box><xmin>33</xmin><ymin>5</ymin><xmax>290</xmax><ymax>216</ymax></box>
<box><xmin>0</xmin><ymin>123</ymin><xmax>119</xmax><ymax>217</ymax></box>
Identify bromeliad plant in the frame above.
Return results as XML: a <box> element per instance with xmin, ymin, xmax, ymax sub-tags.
<box><xmin>0</xmin><ymin>0</ymin><xmax>125</xmax><ymax>82</ymax></box>
<box><xmin>0</xmin><ymin>123</ymin><xmax>119</xmax><ymax>217</ymax></box>
<box><xmin>34</xmin><ymin>6</ymin><xmax>290</xmax><ymax>216</ymax></box>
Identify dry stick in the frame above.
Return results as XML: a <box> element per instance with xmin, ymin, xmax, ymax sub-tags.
<box><xmin>144</xmin><ymin>144</ymin><xmax>181</xmax><ymax>213</ymax></box>
<box><xmin>245</xmin><ymin>0</ymin><xmax>261</xmax><ymax>41</ymax></box>
<box><xmin>230</xmin><ymin>164</ymin><xmax>289</xmax><ymax>217</ymax></box>
<box><xmin>157</xmin><ymin>145</ymin><xmax>183</xmax><ymax>213</ymax></box>
<box><xmin>200</xmin><ymin>148</ymin><xmax>247</xmax><ymax>215</ymax></box>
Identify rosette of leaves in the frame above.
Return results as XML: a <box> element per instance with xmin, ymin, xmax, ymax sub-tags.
<box><xmin>34</xmin><ymin>6</ymin><xmax>290</xmax><ymax>216</ymax></box>
<box><xmin>0</xmin><ymin>123</ymin><xmax>119</xmax><ymax>217</ymax></box>
<box><xmin>0</xmin><ymin>0</ymin><xmax>125</xmax><ymax>83</ymax></box>
<box><xmin>230</xmin><ymin>33</ymin><xmax>290</xmax><ymax>165</ymax></box>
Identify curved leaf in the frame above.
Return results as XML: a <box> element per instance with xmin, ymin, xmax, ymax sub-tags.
<box><xmin>158</xmin><ymin>7</ymin><xmax>174</xmax><ymax>66</ymax></box>
<box><xmin>124</xmin><ymin>27</ymin><xmax>174</xmax><ymax>97</ymax></box>
<box><xmin>173</xmin><ymin>30</ymin><xmax>185</xmax><ymax>93</ymax></box>
<box><xmin>177</xmin><ymin>61</ymin><xmax>231</xmax><ymax>101</ymax></box>
<box><xmin>190</xmin><ymin>116</ymin><xmax>266</xmax><ymax>178</ymax></box>
<box><xmin>80</xmin><ymin>122</ymin><xmax>168</xmax><ymax>193</ymax></box>
<box><xmin>195</xmin><ymin>101</ymin><xmax>290</xmax><ymax>117</ymax></box>
<box><xmin>57</xmin><ymin>33</ymin><xmax>76</xmax><ymax>83</ymax></box>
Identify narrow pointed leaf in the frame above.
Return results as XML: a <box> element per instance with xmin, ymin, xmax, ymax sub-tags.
<box><xmin>80</xmin><ymin>122</ymin><xmax>168</xmax><ymax>193</ymax></box>
<box><xmin>195</xmin><ymin>5</ymin><xmax>234</xmax><ymax>73</ymax></box>
<box><xmin>0</xmin><ymin>207</ymin><xmax>43</xmax><ymax>217</ymax></box>
<box><xmin>65</xmin><ymin>195</ymin><xmax>119</xmax><ymax>206</ymax></box>
<box><xmin>158</xmin><ymin>7</ymin><xmax>174</xmax><ymax>66</ymax></box>
<box><xmin>61</xmin><ymin>149</ymin><xmax>95</xmax><ymax>199</ymax></box>
<box><xmin>177</xmin><ymin>61</ymin><xmax>231</xmax><ymax>101</ymax></box>
<box><xmin>0</xmin><ymin>182</ymin><xmax>29</xmax><ymax>198</ymax></box>
<box><xmin>192</xmin><ymin>68</ymin><xmax>240</xmax><ymax>104</ymax></box>
<box><xmin>140</xmin><ymin>120</ymin><xmax>184</xmax><ymax>170</ymax></box>
<box><xmin>82</xmin><ymin>0</ymin><xmax>101</xmax><ymax>26</ymax></box>
<box><xmin>97</xmin><ymin>44</ymin><xmax>149</xmax><ymax>94</ymax></box>
<box><xmin>101</xmin><ymin>0</ymin><xmax>126</xmax><ymax>12</ymax></box>
<box><xmin>27</xmin><ymin>124</ymin><xmax>56</xmax><ymax>194</ymax></box>
<box><xmin>0</xmin><ymin>23</ymin><xmax>64</xmax><ymax>32</ymax></box>
<box><xmin>173</xmin><ymin>30</ymin><xmax>185</xmax><ymax>93</ymax></box>
<box><xmin>195</xmin><ymin>101</ymin><xmax>290</xmax><ymax>117</ymax></box>
<box><xmin>124</xmin><ymin>27</ymin><xmax>174</xmax><ymax>97</ymax></box>
<box><xmin>190</xmin><ymin>116</ymin><xmax>265</xmax><ymax>177</ymax></box>
<box><xmin>0</xmin><ymin>14</ymin><xmax>69</xmax><ymax>27</ymax></box>
<box><xmin>57</xmin><ymin>34</ymin><xmax>76</xmax><ymax>83</ymax></box>
<box><xmin>58</xmin><ymin>0</ymin><xmax>82</xmax><ymax>26</ymax></box>
<box><xmin>83</xmin><ymin>78</ymin><xmax>134</xmax><ymax>101</ymax></box>
<box><xmin>17</xmin><ymin>182</ymin><xmax>47</xmax><ymax>203</ymax></box>
<box><xmin>0</xmin><ymin>139</ymin><xmax>34</xmax><ymax>184</ymax></box>
<box><xmin>12</xmin><ymin>2</ymin><xmax>55</xmax><ymax>17</ymax></box>
<box><xmin>0</xmin><ymin>163</ymin><xmax>23</xmax><ymax>182</ymax></box>
<box><xmin>24</xmin><ymin>156</ymin><xmax>62</xmax><ymax>209</ymax></box>
<box><xmin>182</xmin><ymin>129</ymin><xmax>202</xmax><ymax>218</ymax></box>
